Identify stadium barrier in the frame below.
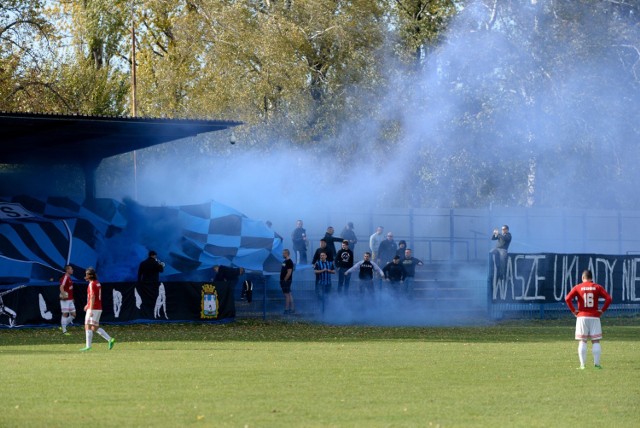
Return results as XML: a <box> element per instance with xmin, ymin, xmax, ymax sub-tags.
<box><xmin>0</xmin><ymin>281</ymin><xmax>235</xmax><ymax>328</ymax></box>
<box><xmin>4</xmin><ymin>252</ymin><xmax>640</xmax><ymax>327</ymax></box>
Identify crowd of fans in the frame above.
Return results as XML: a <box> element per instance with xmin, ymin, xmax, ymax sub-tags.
<box><xmin>282</xmin><ymin>221</ymin><xmax>425</xmax><ymax>312</ymax></box>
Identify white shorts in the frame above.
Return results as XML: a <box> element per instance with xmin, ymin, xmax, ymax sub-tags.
<box><xmin>575</xmin><ymin>317</ymin><xmax>603</xmax><ymax>341</ymax></box>
<box><xmin>60</xmin><ymin>300</ymin><xmax>76</xmax><ymax>314</ymax></box>
<box><xmin>85</xmin><ymin>310</ymin><xmax>103</xmax><ymax>327</ymax></box>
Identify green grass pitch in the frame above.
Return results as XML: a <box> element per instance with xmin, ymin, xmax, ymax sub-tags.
<box><xmin>1</xmin><ymin>319</ymin><xmax>639</xmax><ymax>427</ymax></box>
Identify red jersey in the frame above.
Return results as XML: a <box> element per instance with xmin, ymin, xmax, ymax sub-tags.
<box><xmin>565</xmin><ymin>281</ymin><xmax>612</xmax><ymax>317</ymax></box>
<box><xmin>59</xmin><ymin>274</ymin><xmax>74</xmax><ymax>300</ymax></box>
<box><xmin>86</xmin><ymin>280</ymin><xmax>103</xmax><ymax>311</ymax></box>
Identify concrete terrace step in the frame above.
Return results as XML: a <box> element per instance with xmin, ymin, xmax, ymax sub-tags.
<box><xmin>294</xmin><ymin>260</ymin><xmax>488</xmax><ymax>281</ymax></box>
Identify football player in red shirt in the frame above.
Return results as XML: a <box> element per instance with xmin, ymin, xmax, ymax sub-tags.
<box><xmin>59</xmin><ymin>265</ymin><xmax>76</xmax><ymax>335</ymax></box>
<box><xmin>565</xmin><ymin>269</ymin><xmax>612</xmax><ymax>369</ymax></box>
<box><xmin>80</xmin><ymin>267</ymin><xmax>116</xmax><ymax>351</ymax></box>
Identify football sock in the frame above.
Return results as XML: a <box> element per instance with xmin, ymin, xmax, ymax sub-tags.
<box><xmin>592</xmin><ymin>342</ymin><xmax>602</xmax><ymax>365</ymax></box>
<box><xmin>578</xmin><ymin>341</ymin><xmax>587</xmax><ymax>367</ymax></box>
<box><xmin>86</xmin><ymin>329</ymin><xmax>94</xmax><ymax>348</ymax></box>
<box><xmin>61</xmin><ymin>316</ymin><xmax>67</xmax><ymax>331</ymax></box>
<box><xmin>97</xmin><ymin>328</ymin><xmax>111</xmax><ymax>341</ymax></box>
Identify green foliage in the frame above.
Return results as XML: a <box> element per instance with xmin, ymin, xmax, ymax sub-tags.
<box><xmin>132</xmin><ymin>0</ymin><xmax>387</xmax><ymax>141</ymax></box>
<box><xmin>53</xmin><ymin>0</ymin><xmax>131</xmax><ymax>115</ymax></box>
<box><xmin>0</xmin><ymin>0</ymin><xmax>57</xmax><ymax>111</ymax></box>
<box><xmin>391</xmin><ymin>0</ymin><xmax>458</xmax><ymax>64</ymax></box>
<box><xmin>1</xmin><ymin>1</ymin><xmax>640</xmax><ymax>208</ymax></box>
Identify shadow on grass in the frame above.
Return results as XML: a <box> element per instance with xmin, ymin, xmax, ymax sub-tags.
<box><xmin>2</xmin><ymin>317</ymin><xmax>639</xmax><ymax>346</ymax></box>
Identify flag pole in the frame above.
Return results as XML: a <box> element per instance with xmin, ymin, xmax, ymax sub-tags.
<box><xmin>131</xmin><ymin>0</ymin><xmax>138</xmax><ymax>201</ymax></box>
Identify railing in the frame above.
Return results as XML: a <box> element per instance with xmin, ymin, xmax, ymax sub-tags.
<box><xmin>234</xmin><ymin>272</ymin><xmax>489</xmax><ymax>321</ymax></box>
<box><xmin>490</xmin><ymin>302</ymin><xmax>640</xmax><ymax>320</ymax></box>
<box><xmin>284</xmin><ymin>207</ymin><xmax>640</xmax><ymax>264</ymax></box>
<box><xmin>235</xmin><ymin>266</ymin><xmax>640</xmax><ymax>322</ymax></box>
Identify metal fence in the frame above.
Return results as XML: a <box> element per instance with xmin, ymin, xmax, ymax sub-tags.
<box><xmin>490</xmin><ymin>302</ymin><xmax>640</xmax><ymax>320</ymax></box>
<box><xmin>266</xmin><ymin>207</ymin><xmax>640</xmax><ymax>263</ymax></box>
<box><xmin>235</xmin><ymin>267</ymin><xmax>487</xmax><ymax>322</ymax></box>
<box><xmin>234</xmin><ymin>268</ymin><xmax>640</xmax><ymax>322</ymax></box>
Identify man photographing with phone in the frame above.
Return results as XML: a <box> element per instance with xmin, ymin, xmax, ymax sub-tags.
<box><xmin>490</xmin><ymin>225</ymin><xmax>511</xmax><ymax>280</ymax></box>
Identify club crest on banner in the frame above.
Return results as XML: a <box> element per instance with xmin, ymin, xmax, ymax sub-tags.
<box><xmin>200</xmin><ymin>284</ymin><xmax>219</xmax><ymax>319</ymax></box>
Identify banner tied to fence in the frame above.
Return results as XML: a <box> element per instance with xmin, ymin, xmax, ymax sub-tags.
<box><xmin>490</xmin><ymin>253</ymin><xmax>640</xmax><ymax>303</ymax></box>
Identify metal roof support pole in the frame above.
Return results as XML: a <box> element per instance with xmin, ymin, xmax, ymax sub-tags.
<box><xmin>82</xmin><ymin>161</ymin><xmax>99</xmax><ymax>200</ymax></box>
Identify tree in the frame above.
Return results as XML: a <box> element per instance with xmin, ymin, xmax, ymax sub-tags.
<box><xmin>52</xmin><ymin>0</ymin><xmax>130</xmax><ymax>115</ymax></box>
<box><xmin>0</xmin><ymin>0</ymin><xmax>59</xmax><ymax>111</ymax></box>
<box><xmin>399</xmin><ymin>0</ymin><xmax>640</xmax><ymax>209</ymax></box>
<box><xmin>391</xmin><ymin>0</ymin><xmax>458</xmax><ymax>66</ymax></box>
<box><xmin>130</xmin><ymin>1</ymin><xmax>386</xmax><ymax>142</ymax></box>
<box><xmin>4</xmin><ymin>0</ymin><xmax>640</xmax><ymax>210</ymax></box>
